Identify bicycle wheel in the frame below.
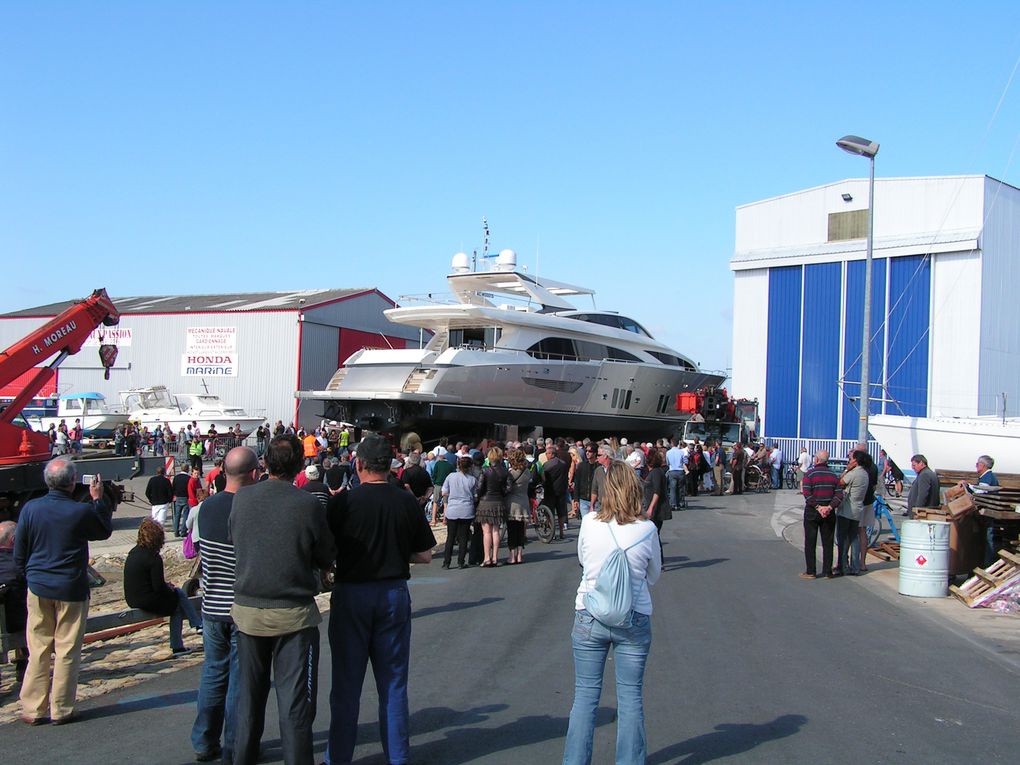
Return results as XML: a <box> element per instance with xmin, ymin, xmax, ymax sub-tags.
<box><xmin>534</xmin><ymin>504</ymin><xmax>556</xmax><ymax>543</ymax></box>
<box><xmin>785</xmin><ymin>468</ymin><xmax>797</xmax><ymax>490</ymax></box>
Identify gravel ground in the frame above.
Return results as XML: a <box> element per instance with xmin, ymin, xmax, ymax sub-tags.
<box><xmin>0</xmin><ymin>522</ymin><xmax>448</xmax><ymax>724</ymax></box>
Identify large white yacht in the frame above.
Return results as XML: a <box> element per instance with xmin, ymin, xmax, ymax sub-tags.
<box><xmin>868</xmin><ymin>413</ymin><xmax>1020</xmax><ymax>474</ymax></box>
<box><xmin>297</xmin><ymin>250</ymin><xmax>725</xmax><ymax>440</ymax></box>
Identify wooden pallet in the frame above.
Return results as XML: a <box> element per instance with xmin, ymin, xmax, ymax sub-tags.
<box><xmin>867</xmin><ymin>542</ymin><xmax>900</xmax><ymax>561</ymax></box>
<box><xmin>950</xmin><ymin>550</ymin><xmax>1020</xmax><ymax>607</ymax></box>
<box><xmin>939</xmin><ymin>470</ymin><xmax>1020</xmax><ymax>490</ymax></box>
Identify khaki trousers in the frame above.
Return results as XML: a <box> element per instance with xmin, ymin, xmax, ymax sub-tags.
<box><xmin>20</xmin><ymin>592</ymin><xmax>88</xmax><ymax>720</ymax></box>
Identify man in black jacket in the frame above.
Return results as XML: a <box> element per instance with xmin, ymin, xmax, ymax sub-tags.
<box><xmin>228</xmin><ymin>435</ymin><xmax>336</xmax><ymax>765</ymax></box>
<box><xmin>542</xmin><ymin>441</ymin><xmax>570</xmax><ymax>540</ymax></box>
<box><xmin>145</xmin><ymin>467</ymin><xmax>174</xmax><ymax>527</ymax></box>
<box><xmin>324</xmin><ymin>435</ymin><xmax>435</xmax><ymax>765</ymax></box>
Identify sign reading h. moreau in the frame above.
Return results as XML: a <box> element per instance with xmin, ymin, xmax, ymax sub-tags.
<box><xmin>182</xmin><ymin>326</ymin><xmax>237</xmax><ymax>376</ymax></box>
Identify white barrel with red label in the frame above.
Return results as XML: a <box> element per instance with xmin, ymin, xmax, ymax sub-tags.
<box><xmin>898</xmin><ymin>519</ymin><xmax>951</xmax><ymax>598</ymax></box>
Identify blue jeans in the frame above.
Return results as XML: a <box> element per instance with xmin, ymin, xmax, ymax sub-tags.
<box><xmin>666</xmin><ymin>470</ymin><xmax>684</xmax><ymax>509</ymax></box>
<box><xmin>772</xmin><ymin>464</ymin><xmax>782</xmax><ymax>489</ymax></box>
<box><xmin>577</xmin><ymin>499</ymin><xmax>591</xmax><ymax>515</ymax></box>
<box><xmin>326</xmin><ymin>581</ymin><xmax>412</xmax><ymax>765</ymax></box>
<box><xmin>563</xmin><ymin>609</ymin><xmax>652</xmax><ymax>765</ymax></box>
<box><xmin>173</xmin><ymin>498</ymin><xmax>190</xmax><ymax>536</ymax></box>
<box><xmin>191</xmin><ymin>618</ymin><xmax>239</xmax><ymax>759</ymax></box>
<box><xmin>170</xmin><ymin>587</ymin><xmax>203</xmax><ymax>651</ymax></box>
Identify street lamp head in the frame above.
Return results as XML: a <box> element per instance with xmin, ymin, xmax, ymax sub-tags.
<box><xmin>836</xmin><ymin>135</ymin><xmax>879</xmax><ymax>159</ymax></box>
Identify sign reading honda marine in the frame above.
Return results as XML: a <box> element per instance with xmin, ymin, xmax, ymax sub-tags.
<box><xmin>182</xmin><ymin>326</ymin><xmax>237</xmax><ymax>376</ymax></box>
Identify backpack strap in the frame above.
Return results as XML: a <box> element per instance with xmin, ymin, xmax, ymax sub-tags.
<box><xmin>621</xmin><ymin>523</ymin><xmax>658</xmax><ymax>552</ymax></box>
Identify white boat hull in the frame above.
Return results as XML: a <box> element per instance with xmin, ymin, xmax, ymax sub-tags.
<box><xmin>868</xmin><ymin>414</ymin><xmax>1020</xmax><ymax>474</ymax></box>
<box><xmin>300</xmin><ymin>348</ymin><xmax>723</xmax><ymax>438</ymax></box>
<box><xmin>126</xmin><ymin>411</ymin><xmax>263</xmax><ymax>437</ymax></box>
<box><xmin>28</xmin><ymin>413</ymin><xmax>130</xmax><ymax>439</ymax></box>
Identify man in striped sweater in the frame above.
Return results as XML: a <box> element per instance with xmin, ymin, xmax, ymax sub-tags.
<box><xmin>801</xmin><ymin>450</ymin><xmax>843</xmax><ymax>580</ymax></box>
<box><xmin>190</xmin><ymin>446</ymin><xmax>258</xmax><ymax>763</ymax></box>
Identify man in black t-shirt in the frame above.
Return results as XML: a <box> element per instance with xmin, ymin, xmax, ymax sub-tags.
<box><xmin>325</xmin><ymin>435</ymin><xmax>435</xmax><ymax>765</ymax></box>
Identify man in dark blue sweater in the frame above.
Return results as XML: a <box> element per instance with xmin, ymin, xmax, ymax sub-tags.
<box><xmin>228</xmin><ymin>434</ymin><xmax>335</xmax><ymax>765</ymax></box>
<box><xmin>14</xmin><ymin>459</ymin><xmax>110</xmax><ymax>725</ymax></box>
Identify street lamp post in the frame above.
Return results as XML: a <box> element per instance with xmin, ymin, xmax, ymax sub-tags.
<box><xmin>836</xmin><ymin>135</ymin><xmax>879</xmax><ymax>446</ymax></box>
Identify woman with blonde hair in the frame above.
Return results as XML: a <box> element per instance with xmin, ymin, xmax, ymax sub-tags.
<box><xmin>475</xmin><ymin>446</ymin><xmax>509</xmax><ymax>567</ymax></box>
<box><xmin>563</xmin><ymin>460</ymin><xmax>661</xmax><ymax>765</ymax></box>
<box><xmin>505</xmin><ymin>448</ymin><xmax>534</xmax><ymax>564</ymax></box>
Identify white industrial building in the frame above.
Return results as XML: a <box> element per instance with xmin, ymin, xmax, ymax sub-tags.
<box><xmin>730</xmin><ymin>174</ymin><xmax>1020</xmax><ymax>454</ymax></box>
<box><xmin>0</xmin><ymin>288</ymin><xmax>423</xmax><ymax>429</ymax></box>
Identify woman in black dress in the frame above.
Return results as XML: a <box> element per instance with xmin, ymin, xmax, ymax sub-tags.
<box><xmin>124</xmin><ymin>518</ymin><xmax>203</xmax><ymax>654</ymax></box>
<box><xmin>475</xmin><ymin>446</ymin><xmax>509</xmax><ymax>567</ymax></box>
<box><xmin>643</xmin><ymin>448</ymin><xmax>670</xmax><ymax>563</ymax></box>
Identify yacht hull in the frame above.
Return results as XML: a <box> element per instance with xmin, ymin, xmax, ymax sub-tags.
<box><xmin>300</xmin><ymin>353</ymin><xmax>724</xmax><ymax>440</ymax></box>
<box><xmin>868</xmin><ymin>414</ymin><xmax>1020</xmax><ymax>474</ymax></box>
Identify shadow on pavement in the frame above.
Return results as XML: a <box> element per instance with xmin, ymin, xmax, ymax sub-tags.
<box><xmin>413</xmin><ymin>597</ymin><xmax>505</xmax><ymax>619</ymax></box>
<box><xmin>85</xmin><ymin>688</ymin><xmax>198</xmax><ymax>720</ymax></box>
<box><xmin>647</xmin><ymin>713</ymin><xmax>808</xmax><ymax>764</ymax></box>
<box><xmin>661</xmin><ymin>556</ymin><xmax>730</xmax><ymax>572</ymax></box>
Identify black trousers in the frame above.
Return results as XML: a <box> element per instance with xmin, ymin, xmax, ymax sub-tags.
<box><xmin>836</xmin><ymin>515</ymin><xmax>860</xmax><ymax>574</ymax></box>
<box><xmin>468</xmin><ymin>522</ymin><xmax>484</xmax><ymax>565</ymax></box>
<box><xmin>732</xmin><ymin>468</ymin><xmax>744</xmax><ymax>494</ymax></box>
<box><xmin>444</xmin><ymin>518</ymin><xmax>472</xmax><ymax>565</ymax></box>
<box><xmin>803</xmin><ymin>508</ymin><xmax>836</xmax><ymax>576</ymax></box>
<box><xmin>506</xmin><ymin>519</ymin><xmax>527</xmax><ymax>549</ymax></box>
<box><xmin>234</xmin><ymin>626</ymin><xmax>319</xmax><ymax>765</ymax></box>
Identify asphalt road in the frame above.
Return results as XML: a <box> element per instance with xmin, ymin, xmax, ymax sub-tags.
<box><xmin>4</xmin><ymin>490</ymin><xmax>1019</xmax><ymax>764</ymax></box>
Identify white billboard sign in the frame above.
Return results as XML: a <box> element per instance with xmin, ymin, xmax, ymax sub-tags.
<box><xmin>82</xmin><ymin>327</ymin><xmax>133</xmax><ymax>347</ymax></box>
<box><xmin>185</xmin><ymin>326</ymin><xmax>237</xmax><ymax>353</ymax></box>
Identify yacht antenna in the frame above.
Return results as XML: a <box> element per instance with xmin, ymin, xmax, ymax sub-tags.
<box><xmin>200</xmin><ymin>378</ymin><xmax>210</xmax><ymax>395</ymax></box>
<box><xmin>482</xmin><ymin>217</ymin><xmax>490</xmax><ymax>260</ymax></box>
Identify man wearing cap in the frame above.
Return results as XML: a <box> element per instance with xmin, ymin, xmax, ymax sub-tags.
<box><xmin>325</xmin><ymin>435</ymin><xmax>436</xmax><ymax>765</ymax></box>
<box><xmin>228</xmin><ymin>434</ymin><xmax>335</xmax><ymax>765</ymax></box>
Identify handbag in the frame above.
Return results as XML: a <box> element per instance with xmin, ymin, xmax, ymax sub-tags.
<box><xmin>182</xmin><ymin>528</ymin><xmax>197</xmax><ymax>559</ymax></box>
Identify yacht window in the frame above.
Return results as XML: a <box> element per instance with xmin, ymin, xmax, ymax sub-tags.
<box><xmin>64</xmin><ymin>398</ymin><xmax>83</xmax><ymax>411</ymax></box>
<box><xmin>605</xmin><ymin>346</ymin><xmax>640</xmax><ymax>362</ymax></box>
<box><xmin>648</xmin><ymin>351</ymin><xmax>679</xmax><ymax>366</ymax></box>
<box><xmin>574</xmin><ymin>340</ymin><xmax>607</xmax><ymax>361</ymax></box>
<box><xmin>449</xmin><ymin>327</ymin><xmax>500</xmax><ymax>349</ymax></box>
<box><xmin>617</xmin><ymin>317</ymin><xmax>651</xmax><ymax>337</ymax></box>
<box><xmin>528</xmin><ymin>337</ymin><xmax>576</xmax><ymax>360</ymax></box>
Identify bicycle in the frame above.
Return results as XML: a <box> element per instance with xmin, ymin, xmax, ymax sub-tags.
<box><xmin>865</xmin><ymin>494</ymin><xmax>901</xmax><ymax>547</ymax></box>
<box><xmin>746</xmin><ymin>463</ymin><xmax>771</xmax><ymax>493</ymax></box>
<box><xmin>784</xmin><ymin>464</ymin><xmax>799</xmax><ymax>490</ymax></box>
<box><xmin>530</xmin><ymin>486</ymin><xmax>557</xmax><ymax>543</ymax></box>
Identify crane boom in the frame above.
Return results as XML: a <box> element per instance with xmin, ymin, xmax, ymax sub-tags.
<box><xmin>0</xmin><ymin>289</ymin><xmax>120</xmax><ymax>463</ymax></box>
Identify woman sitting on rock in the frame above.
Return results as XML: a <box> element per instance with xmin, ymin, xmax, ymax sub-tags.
<box><xmin>123</xmin><ymin>518</ymin><xmax>203</xmax><ymax>655</ymax></box>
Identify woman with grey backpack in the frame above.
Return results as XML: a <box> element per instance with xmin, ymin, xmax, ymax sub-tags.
<box><xmin>563</xmin><ymin>460</ymin><xmax>662</xmax><ymax>765</ymax></box>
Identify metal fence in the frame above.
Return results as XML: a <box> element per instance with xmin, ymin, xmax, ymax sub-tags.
<box><xmin>767</xmin><ymin>437</ymin><xmax>881</xmax><ymax>464</ymax></box>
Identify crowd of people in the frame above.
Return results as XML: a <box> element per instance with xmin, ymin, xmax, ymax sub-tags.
<box><xmin>6</xmin><ymin>421</ymin><xmax>1007</xmax><ymax>765</ymax></box>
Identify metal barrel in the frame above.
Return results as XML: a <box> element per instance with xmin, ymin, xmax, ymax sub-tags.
<box><xmin>898</xmin><ymin>519</ymin><xmax>951</xmax><ymax>598</ymax></box>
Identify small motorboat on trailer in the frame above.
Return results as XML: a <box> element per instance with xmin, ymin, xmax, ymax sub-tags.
<box><xmin>119</xmin><ymin>386</ymin><xmax>263</xmax><ymax>435</ymax></box>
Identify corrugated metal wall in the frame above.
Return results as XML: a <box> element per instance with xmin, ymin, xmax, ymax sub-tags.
<box><xmin>765</xmin><ymin>266</ymin><xmax>802</xmax><ymax>438</ymax></box>
<box><xmin>761</xmin><ymin>255</ymin><xmax>933</xmax><ymax>440</ymax></box>
<box><xmin>842</xmin><ymin>258</ymin><xmax>887</xmax><ymax>438</ymax></box>
<box><xmin>800</xmin><ymin>263</ymin><xmax>842</xmax><ymax>438</ymax></box>
<box><xmin>886</xmin><ymin>255</ymin><xmax>931</xmax><ymax>416</ymax></box>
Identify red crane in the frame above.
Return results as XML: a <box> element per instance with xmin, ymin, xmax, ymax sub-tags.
<box><xmin>0</xmin><ymin>289</ymin><xmax>120</xmax><ymax>465</ymax></box>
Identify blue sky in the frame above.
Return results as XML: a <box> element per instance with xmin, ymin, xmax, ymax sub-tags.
<box><xmin>3</xmin><ymin>2</ymin><xmax>1019</xmax><ymax>377</ymax></box>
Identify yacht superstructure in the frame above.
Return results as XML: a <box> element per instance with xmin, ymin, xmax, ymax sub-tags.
<box><xmin>297</xmin><ymin>250</ymin><xmax>725</xmax><ymax>439</ymax></box>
